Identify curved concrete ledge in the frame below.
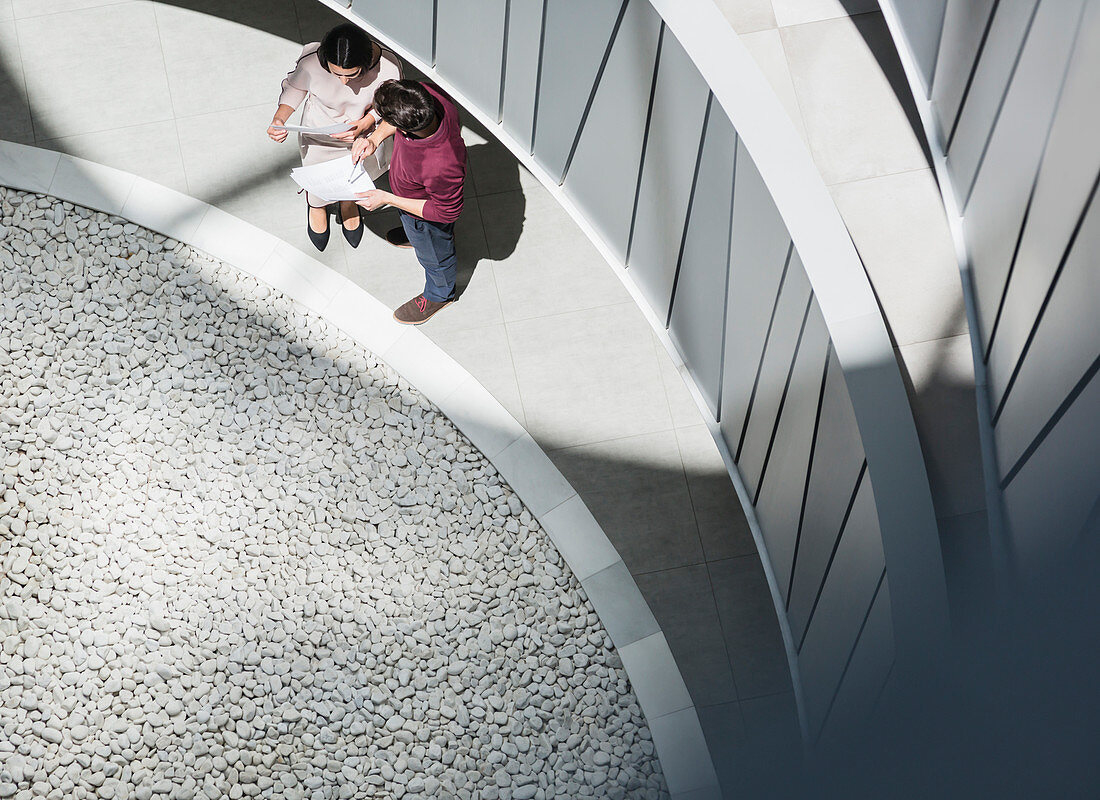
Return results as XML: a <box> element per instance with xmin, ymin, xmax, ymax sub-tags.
<box><xmin>0</xmin><ymin>139</ymin><xmax>721</xmax><ymax>799</ymax></box>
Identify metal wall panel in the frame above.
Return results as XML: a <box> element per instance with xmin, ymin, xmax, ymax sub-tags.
<box><xmin>351</xmin><ymin>0</ymin><xmax>434</xmax><ymax>64</ymax></box>
<box><xmin>960</xmin><ymin>0</ymin><xmax>1084</xmax><ymax>340</ymax></box>
<box><xmin>945</xmin><ymin>0</ymin><xmax>1038</xmax><ymax>202</ymax></box>
<box><xmin>719</xmin><ymin>140</ymin><xmax>791</xmax><ymax>448</ymax></box>
<box><xmin>787</xmin><ymin>348</ymin><xmax>867</xmax><ymax>644</ymax></box>
<box><xmin>754</xmin><ymin>301</ymin><xmax>830</xmax><ymax>603</ymax></box>
<box><xmin>738</xmin><ymin>254</ymin><xmax>811</xmax><ymax>500</ymax></box>
<box><xmin>668</xmin><ymin>106</ymin><xmax>737</xmax><ymax>418</ymax></box>
<box><xmin>1002</xmin><ymin>365</ymin><xmax>1100</xmax><ymax>563</ymax></box>
<box><xmin>931</xmin><ymin>0</ymin><xmax>998</xmax><ymax>141</ymax></box>
<box><xmin>531</xmin><ymin>0</ymin><xmax>625</xmax><ymax>181</ymax></box>
<box><xmin>797</xmin><ymin>475</ymin><xmax>885</xmax><ymax>737</ymax></box>
<box><xmin>818</xmin><ymin>577</ymin><xmax>894</xmax><ymax>746</ymax></box>
<box><xmin>886</xmin><ymin>0</ymin><xmax>948</xmax><ymax>92</ymax></box>
<box><xmin>563</xmin><ymin>0</ymin><xmax>662</xmax><ymax>262</ymax></box>
<box><xmin>500</xmin><ymin>0</ymin><xmax>544</xmax><ymax>150</ymax></box>
<box><xmin>985</xmin><ymin>0</ymin><xmax>1100</xmax><ymax>407</ymax></box>
<box><xmin>993</xmin><ymin>194</ymin><xmax>1100</xmax><ymax>478</ymax></box>
<box><xmin>435</xmin><ymin>0</ymin><xmax>507</xmax><ymax>118</ymax></box>
<box><xmin>627</xmin><ymin>30</ymin><xmax>710</xmax><ymax>318</ymax></box>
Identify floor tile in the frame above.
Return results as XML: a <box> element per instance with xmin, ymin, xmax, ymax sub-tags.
<box><xmin>430</xmin><ymin>323</ymin><xmax>526</xmax><ymax>427</ymax></box>
<box><xmin>708</xmin><ymin>555</ymin><xmax>793</xmax><ymax>699</ymax></box>
<box><xmin>466</xmin><ymin>138</ymin><xmax>542</xmax><ymax>198</ymax></box>
<box><xmin>155</xmin><ymin>1</ymin><xmax>303</xmax><ymax>118</ymax></box>
<box><xmin>0</xmin><ymin>1</ymin><xmax>11</xmax><ymax>22</ymax></box>
<box><xmin>0</xmin><ymin>20</ymin><xmax>32</xmax><ymax>143</ymax></box>
<box><xmin>695</xmin><ymin>702</ymin><xmax>747</xmax><ymax>797</ymax></box>
<box><xmin>506</xmin><ymin>303</ymin><xmax>672</xmax><ymax>449</ymax></box>
<box><xmin>483</xmin><ymin>185</ymin><xmax>632</xmax><ymax>322</ymax></box>
<box><xmin>739</xmin><ymin>28</ymin><xmax>809</xmax><ymax>145</ymax></box>
<box><xmin>647</xmin><ymin>707</ymin><xmax>722</xmax><ymax>795</ymax></box>
<box><xmin>712</xmin><ymin>0</ymin><xmax>776</xmax><ymax>34</ymax></box>
<box><xmin>175</xmin><ymin>102</ymin><xmax>304</xmax><ymax>228</ymax></box>
<box><xmin>547</xmin><ymin>430</ymin><xmax>704</xmax><ymax>574</ymax></box>
<box><xmin>655</xmin><ymin>340</ymin><xmax>708</xmax><ymax>430</ymax></box>
<box><xmin>11</xmin><ymin>0</ymin><xmax>126</xmax><ymax>18</ymax></box>
<box><xmin>617</xmin><ymin>632</ymin><xmax>694</xmax><ymax>719</ymax></box>
<box><xmin>292</xmin><ymin>0</ymin><xmax>348</xmax><ymax>43</ymax></box>
<box><xmin>579</xmin><ymin>560</ymin><xmax>659</xmax><ymax>649</ymax></box>
<box><xmin>898</xmin><ymin>335</ymin><xmax>985</xmax><ymax>518</ymax></box>
<box><xmin>739</xmin><ymin>692</ymin><xmax>803</xmax><ymax>766</ymax></box>
<box><xmin>635</xmin><ymin>565</ymin><xmax>738</xmax><ymax>707</ymax></box>
<box><xmin>38</xmin><ymin>120</ymin><xmax>188</xmax><ymax>193</ymax></box>
<box><xmin>539</xmin><ymin>495</ymin><xmax>621</xmax><ymax>582</ymax></box>
<box><xmin>17</xmin><ymin>2</ymin><xmax>174</xmax><ymax>138</ymax></box>
<box><xmin>771</xmin><ymin>0</ymin><xmax>879</xmax><ymax>27</ymax></box>
<box><xmin>675</xmin><ymin>425</ymin><xmax>756</xmax><ymax>561</ymax></box>
<box><xmin>780</xmin><ymin>13</ymin><xmax>929</xmax><ymax>185</ymax></box>
<box><xmin>830</xmin><ymin>169</ymin><xmax>965</xmax><ymax>347</ymax></box>
<box><xmin>491</xmin><ymin>434</ymin><xmax>574</xmax><ymax>518</ymax></box>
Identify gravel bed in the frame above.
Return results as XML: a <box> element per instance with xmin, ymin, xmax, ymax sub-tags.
<box><xmin>0</xmin><ymin>188</ymin><xmax>667</xmax><ymax>800</ymax></box>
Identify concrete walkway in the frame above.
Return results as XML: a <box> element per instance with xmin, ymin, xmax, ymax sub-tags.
<box><xmin>0</xmin><ymin>0</ymin><xmax>801</xmax><ymax>794</ymax></box>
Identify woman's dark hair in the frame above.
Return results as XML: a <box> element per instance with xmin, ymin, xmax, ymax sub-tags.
<box><xmin>373</xmin><ymin>80</ymin><xmax>438</xmax><ymax>132</ymax></box>
<box><xmin>317</xmin><ymin>23</ymin><xmax>376</xmax><ymax>72</ymax></box>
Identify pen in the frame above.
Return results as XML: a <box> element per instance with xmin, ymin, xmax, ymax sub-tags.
<box><xmin>348</xmin><ymin>158</ymin><xmax>360</xmax><ymax>183</ymax></box>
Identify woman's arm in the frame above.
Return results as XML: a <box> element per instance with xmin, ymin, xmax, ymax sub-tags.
<box><xmin>266</xmin><ymin>103</ymin><xmax>297</xmax><ymax>142</ymax></box>
<box><xmin>350</xmin><ymin>121</ymin><xmax>397</xmax><ymax>163</ymax></box>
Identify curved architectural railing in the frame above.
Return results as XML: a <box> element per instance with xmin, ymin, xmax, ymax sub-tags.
<box><xmin>879</xmin><ymin>0</ymin><xmax>1100</xmax><ymax>576</ymax></box>
<box><xmin>319</xmin><ymin>0</ymin><xmax>949</xmax><ymax>746</ymax></box>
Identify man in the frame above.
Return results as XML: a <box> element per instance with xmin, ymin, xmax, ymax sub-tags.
<box><xmin>353</xmin><ymin>79</ymin><xmax>467</xmax><ymax>325</ymax></box>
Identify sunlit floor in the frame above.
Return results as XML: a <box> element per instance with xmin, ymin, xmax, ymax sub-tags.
<box><xmin>0</xmin><ymin>188</ymin><xmax>668</xmax><ymax>799</ymax></box>
<box><xmin>0</xmin><ymin>0</ymin><xmax>803</xmax><ymax>791</ymax></box>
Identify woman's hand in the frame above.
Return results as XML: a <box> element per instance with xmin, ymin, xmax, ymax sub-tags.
<box><xmin>331</xmin><ymin>114</ymin><xmax>376</xmax><ymax>142</ymax></box>
<box><xmin>351</xmin><ymin>136</ymin><xmax>378</xmax><ymax>164</ymax></box>
<box><xmin>267</xmin><ymin>121</ymin><xmax>289</xmax><ymax>142</ymax></box>
<box><xmin>355</xmin><ymin>189</ymin><xmax>391</xmax><ymax>212</ymax></box>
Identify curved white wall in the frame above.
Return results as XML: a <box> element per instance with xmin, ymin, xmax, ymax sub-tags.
<box><xmin>881</xmin><ymin>0</ymin><xmax>1100</xmax><ymax>572</ymax></box>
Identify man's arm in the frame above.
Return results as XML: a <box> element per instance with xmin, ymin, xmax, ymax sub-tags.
<box><xmin>356</xmin><ymin>189</ymin><xmax>426</xmax><ymax>218</ymax></box>
<box><xmin>351</xmin><ymin>121</ymin><xmax>397</xmax><ymax>163</ymax></box>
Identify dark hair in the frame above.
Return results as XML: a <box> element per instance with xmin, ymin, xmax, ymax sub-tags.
<box><xmin>317</xmin><ymin>23</ymin><xmax>376</xmax><ymax>72</ymax></box>
<box><xmin>373</xmin><ymin>80</ymin><xmax>438</xmax><ymax>132</ymax></box>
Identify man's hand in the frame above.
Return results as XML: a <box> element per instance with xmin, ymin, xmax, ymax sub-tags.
<box><xmin>356</xmin><ymin>189</ymin><xmax>391</xmax><ymax>212</ymax></box>
<box><xmin>352</xmin><ymin>136</ymin><xmax>378</xmax><ymax>165</ymax></box>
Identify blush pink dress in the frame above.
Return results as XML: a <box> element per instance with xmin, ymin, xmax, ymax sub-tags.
<box><xmin>278</xmin><ymin>42</ymin><xmax>402</xmax><ymax>207</ymax></box>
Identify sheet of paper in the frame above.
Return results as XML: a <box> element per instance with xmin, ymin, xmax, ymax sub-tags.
<box><xmin>290</xmin><ymin>155</ymin><xmax>376</xmax><ymax>202</ymax></box>
<box><xmin>272</xmin><ymin>122</ymin><xmax>354</xmax><ymax>135</ymax></box>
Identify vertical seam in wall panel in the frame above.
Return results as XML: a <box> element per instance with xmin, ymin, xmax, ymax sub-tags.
<box><xmin>752</xmin><ymin>294</ymin><xmax>813</xmax><ymax>507</ymax></box>
<box><xmin>714</xmin><ymin>131</ymin><xmax>739</xmax><ymax>424</ymax></box>
<box><xmin>945</xmin><ymin>0</ymin><xmax>1002</xmax><ymax>150</ymax></box>
<box><xmin>529</xmin><ymin>0</ymin><xmax>550</xmax><ymax>156</ymax></box>
<box><xmin>983</xmin><ymin>8</ymin><xmax>1090</xmax><ymax>364</ymax></box>
<box><xmin>923</xmin><ymin>0</ymin><xmax>949</xmax><ymax>101</ymax></box>
<box><xmin>559</xmin><ymin>0</ymin><xmax>630</xmax><ymax>184</ymax></box>
<box><xmin>1000</xmin><ymin>350</ymin><xmax>1100</xmax><ymax>489</ymax></box>
<box><xmin>735</xmin><ymin>242</ymin><xmax>794</xmax><ymax>462</ymax></box>
<box><xmin>959</xmin><ymin>1</ymin><xmax>1041</xmax><ymax>211</ymax></box>
<box><xmin>785</xmin><ymin>342</ymin><xmax>832</xmax><ymax>609</ymax></box>
<box><xmin>871</xmin><ymin>660</ymin><xmax>896</xmax><ymax>715</ymax></box>
<box><xmin>497</xmin><ymin>0</ymin><xmax>511</xmax><ymax>123</ymax></box>
<box><xmin>665</xmin><ymin>93</ymin><xmax>713</xmax><ymax>330</ymax></box>
<box><xmin>814</xmin><ymin>567</ymin><xmax>887</xmax><ymax>744</ymax></box>
<box><xmin>797</xmin><ymin>460</ymin><xmax>868</xmax><ymax>654</ymax></box>
<box><xmin>624</xmin><ymin>22</ymin><xmax>665</xmax><ymax>268</ymax></box>
<box><xmin>991</xmin><ymin>169</ymin><xmax>1100</xmax><ymax>423</ymax></box>
<box><xmin>431</xmin><ymin>0</ymin><xmax>439</xmax><ymax>67</ymax></box>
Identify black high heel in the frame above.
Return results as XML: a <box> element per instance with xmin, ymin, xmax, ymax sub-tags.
<box><xmin>337</xmin><ymin>202</ymin><xmax>363</xmax><ymax>248</ymax></box>
<box><xmin>307</xmin><ymin>204</ymin><xmax>329</xmax><ymax>252</ymax></box>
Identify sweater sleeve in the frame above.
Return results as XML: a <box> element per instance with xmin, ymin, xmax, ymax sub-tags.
<box><xmin>278</xmin><ymin>48</ymin><xmax>314</xmax><ymax>109</ymax></box>
<box><xmin>421</xmin><ymin>157</ymin><xmax>466</xmax><ymax>224</ymax></box>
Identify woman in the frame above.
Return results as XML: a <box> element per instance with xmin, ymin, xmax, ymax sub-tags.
<box><xmin>267</xmin><ymin>24</ymin><xmax>401</xmax><ymax>251</ymax></box>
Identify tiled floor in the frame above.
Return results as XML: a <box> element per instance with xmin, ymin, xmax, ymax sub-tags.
<box><xmin>0</xmin><ymin>0</ymin><xmax>799</xmax><ymax>794</ymax></box>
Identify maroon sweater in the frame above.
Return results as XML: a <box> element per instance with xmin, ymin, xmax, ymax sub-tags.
<box><xmin>389</xmin><ymin>83</ymin><xmax>467</xmax><ymax>224</ymax></box>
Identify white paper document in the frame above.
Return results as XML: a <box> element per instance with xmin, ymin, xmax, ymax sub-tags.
<box><xmin>272</xmin><ymin>122</ymin><xmax>354</xmax><ymax>135</ymax></box>
<box><xmin>290</xmin><ymin>155</ymin><xmax>376</xmax><ymax>202</ymax></box>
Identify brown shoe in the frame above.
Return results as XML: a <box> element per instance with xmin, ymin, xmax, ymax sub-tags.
<box><xmin>394</xmin><ymin>294</ymin><xmax>452</xmax><ymax>325</ymax></box>
<box><xmin>386</xmin><ymin>227</ymin><xmax>413</xmax><ymax>248</ymax></box>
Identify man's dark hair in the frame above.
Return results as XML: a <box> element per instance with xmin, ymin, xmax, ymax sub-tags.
<box><xmin>373</xmin><ymin>80</ymin><xmax>438</xmax><ymax>132</ymax></box>
<box><xmin>317</xmin><ymin>23</ymin><xmax>376</xmax><ymax>72</ymax></box>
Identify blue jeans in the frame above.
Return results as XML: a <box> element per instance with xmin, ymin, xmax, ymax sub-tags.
<box><xmin>400</xmin><ymin>211</ymin><xmax>456</xmax><ymax>302</ymax></box>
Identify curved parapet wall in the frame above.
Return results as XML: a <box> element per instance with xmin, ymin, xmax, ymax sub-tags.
<box><xmin>316</xmin><ymin>0</ymin><xmax>948</xmax><ymax>745</ymax></box>
<box><xmin>879</xmin><ymin>0</ymin><xmax>1100</xmax><ymax>574</ymax></box>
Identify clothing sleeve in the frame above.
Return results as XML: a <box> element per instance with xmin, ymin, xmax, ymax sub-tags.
<box><xmin>278</xmin><ymin>48</ymin><xmax>313</xmax><ymax>109</ymax></box>
<box><xmin>421</xmin><ymin>150</ymin><xmax>467</xmax><ymax>224</ymax></box>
